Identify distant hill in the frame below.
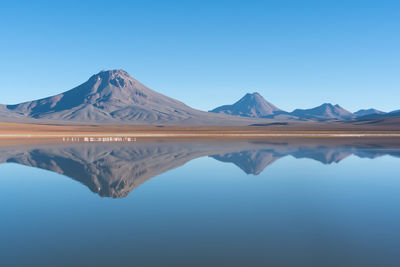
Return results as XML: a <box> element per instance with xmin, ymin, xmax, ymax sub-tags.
<box><xmin>355</xmin><ymin>110</ymin><xmax>400</xmax><ymax>121</ymax></box>
<box><xmin>354</xmin><ymin>108</ymin><xmax>386</xmax><ymax>117</ymax></box>
<box><xmin>2</xmin><ymin>70</ymin><xmax>260</xmax><ymax>125</ymax></box>
<box><xmin>209</xmin><ymin>92</ymin><xmax>283</xmax><ymax>118</ymax></box>
<box><xmin>210</xmin><ymin>95</ymin><xmax>359</xmax><ymax>121</ymax></box>
<box><xmin>291</xmin><ymin>103</ymin><xmax>355</xmax><ymax>121</ymax></box>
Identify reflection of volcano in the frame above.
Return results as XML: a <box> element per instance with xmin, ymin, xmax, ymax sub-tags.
<box><xmin>0</xmin><ymin>143</ymin><xmax>220</xmax><ymax>198</ymax></box>
<box><xmin>0</xmin><ymin>141</ymin><xmax>399</xmax><ymax>198</ymax></box>
<box><xmin>290</xmin><ymin>147</ymin><xmax>352</xmax><ymax>164</ymax></box>
<box><xmin>211</xmin><ymin>150</ymin><xmax>279</xmax><ymax>175</ymax></box>
<box><xmin>210</xmin><ymin>145</ymin><xmax>400</xmax><ymax>174</ymax></box>
<box><xmin>210</xmin><ymin>147</ymin><xmax>354</xmax><ymax>172</ymax></box>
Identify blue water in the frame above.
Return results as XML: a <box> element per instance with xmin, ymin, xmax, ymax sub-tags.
<box><xmin>1</xmin><ymin>142</ymin><xmax>400</xmax><ymax>266</ymax></box>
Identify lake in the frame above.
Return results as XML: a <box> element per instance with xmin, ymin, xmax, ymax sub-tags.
<box><xmin>1</xmin><ymin>140</ymin><xmax>400</xmax><ymax>266</ymax></box>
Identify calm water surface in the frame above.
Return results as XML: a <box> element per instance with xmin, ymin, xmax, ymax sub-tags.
<box><xmin>1</xmin><ymin>140</ymin><xmax>400</xmax><ymax>266</ymax></box>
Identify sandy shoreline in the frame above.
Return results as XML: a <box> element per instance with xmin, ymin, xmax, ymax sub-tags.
<box><xmin>0</xmin><ymin>122</ymin><xmax>400</xmax><ymax>145</ymax></box>
<box><xmin>1</xmin><ymin>133</ymin><xmax>400</xmax><ymax>138</ymax></box>
<box><xmin>1</xmin><ymin>132</ymin><xmax>400</xmax><ymax>147</ymax></box>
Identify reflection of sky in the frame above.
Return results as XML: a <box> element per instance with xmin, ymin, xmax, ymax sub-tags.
<box><xmin>1</xmin><ymin>154</ymin><xmax>400</xmax><ymax>266</ymax></box>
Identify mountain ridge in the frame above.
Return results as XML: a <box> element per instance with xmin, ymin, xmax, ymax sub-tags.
<box><xmin>0</xmin><ymin>69</ymin><xmax>398</xmax><ymax>124</ymax></box>
<box><xmin>291</xmin><ymin>103</ymin><xmax>355</xmax><ymax>121</ymax></box>
<box><xmin>211</xmin><ymin>93</ymin><xmax>358</xmax><ymax>121</ymax></box>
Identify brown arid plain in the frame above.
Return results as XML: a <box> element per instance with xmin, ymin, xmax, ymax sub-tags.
<box><xmin>1</xmin><ymin>116</ymin><xmax>400</xmax><ymax>146</ymax></box>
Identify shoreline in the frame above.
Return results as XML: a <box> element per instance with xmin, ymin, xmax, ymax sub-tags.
<box><xmin>1</xmin><ymin>133</ymin><xmax>400</xmax><ymax>138</ymax></box>
<box><xmin>0</xmin><ymin>122</ymin><xmax>400</xmax><ymax>145</ymax></box>
<box><xmin>0</xmin><ymin>133</ymin><xmax>400</xmax><ymax>147</ymax></box>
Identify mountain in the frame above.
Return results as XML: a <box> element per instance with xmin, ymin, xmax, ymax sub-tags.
<box><xmin>290</xmin><ymin>103</ymin><xmax>355</xmax><ymax>121</ymax></box>
<box><xmin>209</xmin><ymin>92</ymin><xmax>283</xmax><ymax>118</ymax></box>
<box><xmin>3</xmin><ymin>70</ymin><xmax>260</xmax><ymax>125</ymax></box>
<box><xmin>355</xmin><ymin>110</ymin><xmax>400</xmax><ymax>121</ymax></box>
<box><xmin>354</xmin><ymin>108</ymin><xmax>386</xmax><ymax>117</ymax></box>
<box><xmin>210</xmin><ymin>94</ymin><xmax>357</xmax><ymax>121</ymax></box>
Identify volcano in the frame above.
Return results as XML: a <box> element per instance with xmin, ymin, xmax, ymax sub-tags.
<box><xmin>4</xmin><ymin>70</ymin><xmax>256</xmax><ymax>125</ymax></box>
<box><xmin>210</xmin><ymin>92</ymin><xmax>283</xmax><ymax>118</ymax></box>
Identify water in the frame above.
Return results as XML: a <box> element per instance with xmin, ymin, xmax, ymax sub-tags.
<box><xmin>1</xmin><ymin>140</ymin><xmax>400</xmax><ymax>266</ymax></box>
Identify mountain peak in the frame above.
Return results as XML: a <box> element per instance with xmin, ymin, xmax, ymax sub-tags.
<box><xmin>89</xmin><ymin>69</ymin><xmax>134</xmax><ymax>88</ymax></box>
<box><xmin>243</xmin><ymin>92</ymin><xmax>264</xmax><ymax>99</ymax></box>
<box><xmin>93</xmin><ymin>69</ymin><xmax>132</xmax><ymax>79</ymax></box>
<box><xmin>292</xmin><ymin>103</ymin><xmax>354</xmax><ymax>120</ymax></box>
<box><xmin>97</xmin><ymin>69</ymin><xmax>130</xmax><ymax>76</ymax></box>
<box><xmin>320</xmin><ymin>103</ymin><xmax>339</xmax><ymax>107</ymax></box>
<box><xmin>246</xmin><ymin>92</ymin><xmax>261</xmax><ymax>96</ymax></box>
<box><xmin>210</xmin><ymin>92</ymin><xmax>282</xmax><ymax>118</ymax></box>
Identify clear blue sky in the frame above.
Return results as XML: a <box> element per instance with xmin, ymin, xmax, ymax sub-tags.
<box><xmin>1</xmin><ymin>0</ymin><xmax>399</xmax><ymax>112</ymax></box>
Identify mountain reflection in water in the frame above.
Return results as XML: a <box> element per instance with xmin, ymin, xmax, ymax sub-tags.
<box><xmin>1</xmin><ymin>140</ymin><xmax>399</xmax><ymax>198</ymax></box>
